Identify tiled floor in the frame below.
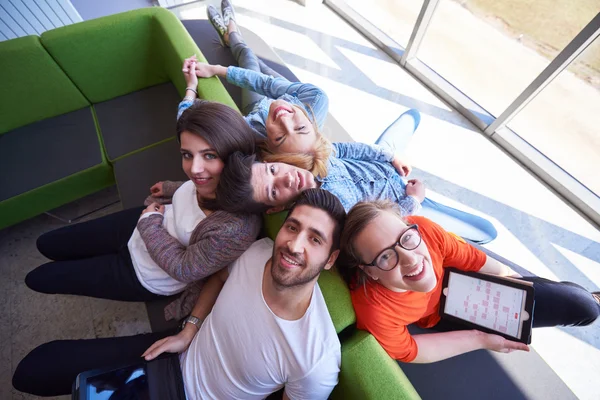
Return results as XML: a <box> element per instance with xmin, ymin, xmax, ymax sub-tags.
<box><xmin>3</xmin><ymin>0</ymin><xmax>599</xmax><ymax>399</ymax></box>
<box><xmin>0</xmin><ymin>196</ymin><xmax>152</xmax><ymax>400</ymax></box>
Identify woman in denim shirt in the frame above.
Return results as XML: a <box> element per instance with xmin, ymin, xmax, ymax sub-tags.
<box><xmin>181</xmin><ymin>1</ymin><xmax>417</xmax><ymax>178</ymax></box>
<box><xmin>175</xmin><ymin>0</ymin><xmax>330</xmax><ymax>165</ymax></box>
<box><xmin>189</xmin><ymin>1</ymin><xmax>497</xmax><ymax>243</ymax></box>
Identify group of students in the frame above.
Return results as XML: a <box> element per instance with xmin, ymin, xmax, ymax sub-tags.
<box><xmin>13</xmin><ymin>1</ymin><xmax>600</xmax><ymax>398</ymax></box>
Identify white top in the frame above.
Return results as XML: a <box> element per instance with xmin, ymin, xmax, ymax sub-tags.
<box><xmin>128</xmin><ymin>181</ymin><xmax>206</xmax><ymax>295</ymax></box>
<box><xmin>180</xmin><ymin>238</ymin><xmax>341</xmax><ymax>400</ymax></box>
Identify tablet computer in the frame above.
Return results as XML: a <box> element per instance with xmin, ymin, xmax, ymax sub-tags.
<box><xmin>72</xmin><ymin>353</ymin><xmax>185</xmax><ymax>400</ymax></box>
<box><xmin>439</xmin><ymin>268</ymin><xmax>535</xmax><ymax>344</ymax></box>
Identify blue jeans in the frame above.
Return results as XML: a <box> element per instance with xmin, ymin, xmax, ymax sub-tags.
<box><xmin>376</xmin><ymin>110</ymin><xmax>498</xmax><ymax>244</ymax></box>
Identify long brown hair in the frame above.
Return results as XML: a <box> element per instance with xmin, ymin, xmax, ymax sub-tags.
<box><xmin>176</xmin><ymin>100</ymin><xmax>257</xmax><ymax>210</ymax></box>
<box><xmin>338</xmin><ymin>199</ymin><xmax>404</xmax><ymax>290</ymax></box>
<box><xmin>176</xmin><ymin>99</ymin><xmax>256</xmax><ymax>158</ymax></box>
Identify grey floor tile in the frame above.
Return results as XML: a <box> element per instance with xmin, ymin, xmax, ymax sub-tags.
<box><xmin>12</xmin><ymin>390</ymin><xmax>70</xmax><ymax>400</ymax></box>
<box><xmin>9</xmin><ymin>282</ymin><xmax>95</xmax><ymax>373</ymax></box>
<box><xmin>89</xmin><ymin>298</ymin><xmax>152</xmax><ymax>338</ymax></box>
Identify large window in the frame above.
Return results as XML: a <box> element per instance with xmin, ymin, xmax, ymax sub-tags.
<box><xmin>508</xmin><ymin>38</ymin><xmax>600</xmax><ymax>196</ymax></box>
<box><xmin>417</xmin><ymin>0</ymin><xmax>599</xmax><ymax>117</ymax></box>
<box><xmin>344</xmin><ymin>0</ymin><xmax>423</xmax><ymax>48</ymax></box>
<box><xmin>329</xmin><ymin>0</ymin><xmax>600</xmax><ymax>222</ymax></box>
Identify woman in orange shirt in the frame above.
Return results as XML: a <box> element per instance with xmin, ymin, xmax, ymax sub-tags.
<box><xmin>338</xmin><ymin>199</ymin><xmax>600</xmax><ymax>363</ymax></box>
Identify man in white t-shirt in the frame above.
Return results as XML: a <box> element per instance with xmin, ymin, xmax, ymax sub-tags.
<box><xmin>143</xmin><ymin>188</ymin><xmax>346</xmax><ymax>399</ymax></box>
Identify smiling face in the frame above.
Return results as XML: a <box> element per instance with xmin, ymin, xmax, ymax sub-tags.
<box><xmin>251</xmin><ymin>162</ymin><xmax>318</xmax><ymax>208</ymax></box>
<box><xmin>271</xmin><ymin>204</ymin><xmax>338</xmax><ymax>288</ymax></box>
<box><xmin>180</xmin><ymin>130</ymin><xmax>224</xmax><ymax>200</ymax></box>
<box><xmin>265</xmin><ymin>99</ymin><xmax>318</xmax><ymax>154</ymax></box>
<box><xmin>354</xmin><ymin>210</ymin><xmax>436</xmax><ymax>293</ymax></box>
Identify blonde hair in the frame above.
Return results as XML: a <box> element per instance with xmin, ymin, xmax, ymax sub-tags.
<box><xmin>338</xmin><ymin>200</ymin><xmax>405</xmax><ymax>290</ymax></box>
<box><xmin>259</xmin><ymin>104</ymin><xmax>333</xmax><ymax>178</ymax></box>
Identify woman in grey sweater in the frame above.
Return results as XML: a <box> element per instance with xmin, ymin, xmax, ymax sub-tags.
<box><xmin>25</xmin><ymin>99</ymin><xmax>261</xmax><ymax>321</ymax></box>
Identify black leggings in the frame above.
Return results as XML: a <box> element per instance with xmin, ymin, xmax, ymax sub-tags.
<box><xmin>434</xmin><ymin>276</ymin><xmax>600</xmax><ymax>332</ymax></box>
<box><xmin>26</xmin><ymin>206</ymin><xmax>165</xmax><ymax>302</ymax></box>
<box><xmin>12</xmin><ymin>329</ymin><xmax>177</xmax><ymax>397</ymax></box>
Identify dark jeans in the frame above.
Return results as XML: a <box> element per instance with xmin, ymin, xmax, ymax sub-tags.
<box><xmin>26</xmin><ymin>207</ymin><xmax>165</xmax><ymax>302</ymax></box>
<box><xmin>12</xmin><ymin>329</ymin><xmax>177</xmax><ymax>397</ymax></box>
<box><xmin>434</xmin><ymin>276</ymin><xmax>600</xmax><ymax>332</ymax></box>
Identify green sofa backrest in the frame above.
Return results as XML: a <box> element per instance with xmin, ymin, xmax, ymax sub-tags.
<box><xmin>263</xmin><ymin>212</ymin><xmax>356</xmax><ymax>333</ymax></box>
<box><xmin>40</xmin><ymin>8</ymin><xmax>237</xmax><ymax>108</ymax></box>
<box><xmin>331</xmin><ymin>330</ymin><xmax>421</xmax><ymax>400</ymax></box>
<box><xmin>0</xmin><ymin>35</ymin><xmax>89</xmax><ymax>135</ymax></box>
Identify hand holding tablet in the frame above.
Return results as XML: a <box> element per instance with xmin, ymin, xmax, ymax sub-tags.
<box><xmin>440</xmin><ymin>268</ymin><xmax>535</xmax><ymax>344</ymax></box>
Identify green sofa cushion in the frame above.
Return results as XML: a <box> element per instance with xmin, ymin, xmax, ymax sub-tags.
<box><xmin>0</xmin><ymin>163</ymin><xmax>114</xmax><ymax>231</ymax></box>
<box><xmin>263</xmin><ymin>212</ymin><xmax>356</xmax><ymax>333</ymax></box>
<box><xmin>331</xmin><ymin>330</ymin><xmax>421</xmax><ymax>400</ymax></box>
<box><xmin>0</xmin><ymin>35</ymin><xmax>89</xmax><ymax>135</ymax></box>
<box><xmin>40</xmin><ymin>8</ymin><xmax>237</xmax><ymax>109</ymax></box>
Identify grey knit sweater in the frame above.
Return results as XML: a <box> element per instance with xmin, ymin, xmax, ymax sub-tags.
<box><xmin>140</xmin><ymin>181</ymin><xmax>261</xmax><ymax>320</ymax></box>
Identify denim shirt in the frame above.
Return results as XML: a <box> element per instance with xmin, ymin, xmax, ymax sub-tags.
<box><xmin>178</xmin><ymin>67</ymin><xmax>328</xmax><ymax>139</ymax></box>
<box><xmin>226</xmin><ymin>66</ymin><xmax>329</xmax><ymax>138</ymax></box>
<box><xmin>318</xmin><ymin>142</ymin><xmax>421</xmax><ymax>216</ymax></box>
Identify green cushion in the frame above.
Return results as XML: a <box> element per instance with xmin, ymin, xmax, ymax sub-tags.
<box><xmin>331</xmin><ymin>330</ymin><xmax>421</xmax><ymax>400</ymax></box>
<box><xmin>318</xmin><ymin>269</ymin><xmax>356</xmax><ymax>333</ymax></box>
<box><xmin>0</xmin><ymin>35</ymin><xmax>89</xmax><ymax>135</ymax></box>
<box><xmin>263</xmin><ymin>212</ymin><xmax>356</xmax><ymax>333</ymax></box>
<box><xmin>263</xmin><ymin>211</ymin><xmax>289</xmax><ymax>240</ymax></box>
<box><xmin>40</xmin><ymin>8</ymin><xmax>237</xmax><ymax>109</ymax></box>
<box><xmin>0</xmin><ymin>163</ymin><xmax>114</xmax><ymax>230</ymax></box>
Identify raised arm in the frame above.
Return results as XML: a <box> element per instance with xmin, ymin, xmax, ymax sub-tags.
<box><xmin>192</xmin><ymin>61</ymin><xmax>329</xmax><ymax>128</ymax></box>
<box><xmin>136</xmin><ymin>211</ymin><xmax>261</xmax><ymax>283</ymax></box>
<box><xmin>411</xmin><ymin>330</ymin><xmax>529</xmax><ymax>363</ymax></box>
<box><xmin>143</xmin><ymin>181</ymin><xmax>185</xmax><ymax>206</ymax></box>
<box><xmin>177</xmin><ymin>55</ymin><xmax>201</xmax><ymax>120</ymax></box>
<box><xmin>142</xmin><ymin>267</ymin><xmax>229</xmax><ymax>360</ymax></box>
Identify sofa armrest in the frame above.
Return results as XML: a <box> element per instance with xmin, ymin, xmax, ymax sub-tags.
<box><xmin>151</xmin><ymin>8</ymin><xmax>238</xmax><ymax>110</ymax></box>
<box><xmin>331</xmin><ymin>330</ymin><xmax>421</xmax><ymax>400</ymax></box>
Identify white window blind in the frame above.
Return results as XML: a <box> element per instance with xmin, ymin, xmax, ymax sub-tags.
<box><xmin>0</xmin><ymin>0</ymin><xmax>82</xmax><ymax>41</ymax></box>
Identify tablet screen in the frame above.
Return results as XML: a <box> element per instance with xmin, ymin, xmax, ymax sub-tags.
<box><xmin>86</xmin><ymin>365</ymin><xmax>149</xmax><ymax>400</ymax></box>
<box><xmin>444</xmin><ymin>271</ymin><xmax>527</xmax><ymax>338</ymax></box>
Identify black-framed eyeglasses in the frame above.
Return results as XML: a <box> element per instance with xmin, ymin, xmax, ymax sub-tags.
<box><xmin>364</xmin><ymin>224</ymin><xmax>421</xmax><ymax>271</ymax></box>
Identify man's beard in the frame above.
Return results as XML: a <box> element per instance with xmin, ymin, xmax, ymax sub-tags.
<box><xmin>270</xmin><ymin>248</ymin><xmax>328</xmax><ymax>289</ymax></box>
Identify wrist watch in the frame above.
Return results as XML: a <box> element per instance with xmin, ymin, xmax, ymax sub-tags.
<box><xmin>181</xmin><ymin>315</ymin><xmax>202</xmax><ymax>331</ymax></box>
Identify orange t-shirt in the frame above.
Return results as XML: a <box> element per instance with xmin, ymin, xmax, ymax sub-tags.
<box><xmin>351</xmin><ymin>216</ymin><xmax>487</xmax><ymax>362</ymax></box>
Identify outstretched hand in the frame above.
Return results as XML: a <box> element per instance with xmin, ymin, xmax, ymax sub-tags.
<box><xmin>392</xmin><ymin>156</ymin><xmax>412</xmax><ymax>177</ymax></box>
<box><xmin>142</xmin><ymin>328</ymin><xmax>197</xmax><ymax>361</ymax></box>
<box><xmin>150</xmin><ymin>181</ymin><xmax>164</xmax><ymax>197</ymax></box>
<box><xmin>193</xmin><ymin>62</ymin><xmax>218</xmax><ymax>78</ymax></box>
<box><xmin>141</xmin><ymin>202</ymin><xmax>165</xmax><ymax>216</ymax></box>
<box><xmin>182</xmin><ymin>55</ymin><xmax>198</xmax><ymax>89</ymax></box>
<box><xmin>484</xmin><ymin>333</ymin><xmax>530</xmax><ymax>354</ymax></box>
<box><xmin>405</xmin><ymin>179</ymin><xmax>425</xmax><ymax>203</ymax></box>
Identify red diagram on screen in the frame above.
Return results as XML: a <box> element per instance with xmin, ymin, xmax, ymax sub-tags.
<box><xmin>445</xmin><ymin>275</ymin><xmax>524</xmax><ymax>338</ymax></box>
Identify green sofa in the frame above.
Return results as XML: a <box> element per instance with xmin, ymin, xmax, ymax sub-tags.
<box><xmin>0</xmin><ymin>7</ymin><xmax>235</xmax><ymax>230</ymax></box>
<box><xmin>264</xmin><ymin>213</ymin><xmax>420</xmax><ymax>399</ymax></box>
